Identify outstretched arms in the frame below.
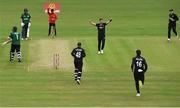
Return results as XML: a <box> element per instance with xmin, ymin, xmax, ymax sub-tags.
<box><xmin>45</xmin><ymin>8</ymin><xmax>60</xmax><ymax>14</ymax></box>
<box><xmin>89</xmin><ymin>18</ymin><xmax>112</xmax><ymax>26</ymax></box>
<box><xmin>89</xmin><ymin>20</ymin><xmax>96</xmax><ymax>26</ymax></box>
<box><xmin>106</xmin><ymin>18</ymin><xmax>112</xmax><ymax>25</ymax></box>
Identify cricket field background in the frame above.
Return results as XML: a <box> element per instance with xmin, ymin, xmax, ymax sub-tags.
<box><xmin>0</xmin><ymin>0</ymin><xmax>180</xmax><ymax>107</ymax></box>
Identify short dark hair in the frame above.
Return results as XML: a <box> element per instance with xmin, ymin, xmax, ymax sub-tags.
<box><xmin>169</xmin><ymin>9</ymin><xmax>174</xmax><ymax>12</ymax></box>
<box><xmin>24</xmin><ymin>8</ymin><xmax>28</xmax><ymax>12</ymax></box>
<box><xmin>77</xmin><ymin>42</ymin><xmax>81</xmax><ymax>47</ymax></box>
<box><xmin>12</xmin><ymin>26</ymin><xmax>17</xmax><ymax>32</ymax></box>
<box><xmin>136</xmin><ymin>49</ymin><xmax>141</xmax><ymax>56</ymax></box>
<box><xmin>51</xmin><ymin>9</ymin><xmax>54</xmax><ymax>12</ymax></box>
<box><xmin>99</xmin><ymin>18</ymin><xmax>103</xmax><ymax>21</ymax></box>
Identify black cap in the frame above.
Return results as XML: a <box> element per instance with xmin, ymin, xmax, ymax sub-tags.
<box><xmin>136</xmin><ymin>49</ymin><xmax>141</xmax><ymax>56</ymax></box>
<box><xmin>12</xmin><ymin>26</ymin><xmax>17</xmax><ymax>32</ymax></box>
<box><xmin>77</xmin><ymin>42</ymin><xmax>81</xmax><ymax>47</ymax></box>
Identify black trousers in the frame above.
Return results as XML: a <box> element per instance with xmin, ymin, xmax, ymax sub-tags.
<box><xmin>98</xmin><ymin>36</ymin><xmax>105</xmax><ymax>51</ymax></box>
<box><xmin>74</xmin><ymin>61</ymin><xmax>83</xmax><ymax>80</ymax></box>
<box><xmin>22</xmin><ymin>23</ymin><xmax>29</xmax><ymax>39</ymax></box>
<box><xmin>134</xmin><ymin>72</ymin><xmax>145</xmax><ymax>93</ymax></box>
<box><xmin>168</xmin><ymin>23</ymin><xmax>177</xmax><ymax>39</ymax></box>
<box><xmin>10</xmin><ymin>44</ymin><xmax>21</xmax><ymax>60</ymax></box>
<box><xmin>48</xmin><ymin>23</ymin><xmax>56</xmax><ymax>36</ymax></box>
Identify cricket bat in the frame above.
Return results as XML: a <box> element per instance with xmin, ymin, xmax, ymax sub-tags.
<box><xmin>2</xmin><ymin>40</ymin><xmax>11</xmax><ymax>46</ymax></box>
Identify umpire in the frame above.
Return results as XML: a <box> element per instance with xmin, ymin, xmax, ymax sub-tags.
<box><xmin>71</xmin><ymin>42</ymin><xmax>86</xmax><ymax>85</ymax></box>
<box><xmin>21</xmin><ymin>8</ymin><xmax>31</xmax><ymax>40</ymax></box>
<box><xmin>131</xmin><ymin>49</ymin><xmax>148</xmax><ymax>97</ymax></box>
<box><xmin>168</xmin><ymin>9</ymin><xmax>179</xmax><ymax>41</ymax></box>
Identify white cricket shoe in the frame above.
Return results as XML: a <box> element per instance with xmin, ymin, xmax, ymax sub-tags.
<box><xmin>136</xmin><ymin>93</ymin><xmax>141</xmax><ymax>97</ymax></box>
<box><xmin>76</xmin><ymin>79</ymin><xmax>80</xmax><ymax>85</ymax></box>
<box><xmin>100</xmin><ymin>50</ymin><xmax>104</xmax><ymax>54</ymax></box>
<box><xmin>167</xmin><ymin>38</ymin><xmax>171</xmax><ymax>42</ymax></box>
<box><xmin>98</xmin><ymin>51</ymin><xmax>101</xmax><ymax>54</ymax></box>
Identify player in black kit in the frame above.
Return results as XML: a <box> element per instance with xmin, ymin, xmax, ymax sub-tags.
<box><xmin>89</xmin><ymin>18</ymin><xmax>112</xmax><ymax>54</ymax></box>
<box><xmin>131</xmin><ymin>49</ymin><xmax>148</xmax><ymax>97</ymax></box>
<box><xmin>71</xmin><ymin>42</ymin><xmax>86</xmax><ymax>85</ymax></box>
<box><xmin>168</xmin><ymin>9</ymin><xmax>179</xmax><ymax>42</ymax></box>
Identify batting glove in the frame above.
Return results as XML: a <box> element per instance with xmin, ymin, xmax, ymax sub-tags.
<box><xmin>21</xmin><ymin>23</ymin><xmax>25</xmax><ymax>27</ymax></box>
<box><xmin>28</xmin><ymin>23</ymin><xmax>31</xmax><ymax>27</ymax></box>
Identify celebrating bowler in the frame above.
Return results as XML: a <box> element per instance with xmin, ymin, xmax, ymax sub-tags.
<box><xmin>89</xmin><ymin>18</ymin><xmax>112</xmax><ymax>54</ymax></box>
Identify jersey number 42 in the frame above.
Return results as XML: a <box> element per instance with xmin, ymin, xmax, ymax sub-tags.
<box><xmin>75</xmin><ymin>52</ymin><xmax>81</xmax><ymax>58</ymax></box>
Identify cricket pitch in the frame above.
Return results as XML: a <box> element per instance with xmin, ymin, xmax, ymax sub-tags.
<box><xmin>29</xmin><ymin>38</ymin><xmax>73</xmax><ymax>71</ymax></box>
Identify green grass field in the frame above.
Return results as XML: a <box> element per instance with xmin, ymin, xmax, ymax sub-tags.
<box><xmin>0</xmin><ymin>0</ymin><xmax>180</xmax><ymax>107</ymax></box>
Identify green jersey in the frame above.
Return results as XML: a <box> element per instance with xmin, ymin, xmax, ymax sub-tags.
<box><xmin>9</xmin><ymin>32</ymin><xmax>21</xmax><ymax>45</ymax></box>
<box><xmin>21</xmin><ymin>13</ymin><xmax>31</xmax><ymax>24</ymax></box>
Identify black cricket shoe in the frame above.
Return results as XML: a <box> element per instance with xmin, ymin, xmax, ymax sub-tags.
<box><xmin>18</xmin><ymin>59</ymin><xmax>22</xmax><ymax>62</ymax></box>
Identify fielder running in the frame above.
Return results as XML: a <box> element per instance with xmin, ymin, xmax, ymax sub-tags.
<box><xmin>131</xmin><ymin>49</ymin><xmax>148</xmax><ymax>97</ymax></box>
<box><xmin>71</xmin><ymin>42</ymin><xmax>86</xmax><ymax>85</ymax></box>
<box><xmin>168</xmin><ymin>9</ymin><xmax>179</xmax><ymax>41</ymax></box>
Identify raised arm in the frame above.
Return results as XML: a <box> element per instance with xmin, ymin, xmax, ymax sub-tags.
<box><xmin>89</xmin><ymin>20</ymin><xmax>96</xmax><ymax>26</ymax></box>
<box><xmin>54</xmin><ymin>10</ymin><xmax>60</xmax><ymax>13</ymax></box>
<box><xmin>106</xmin><ymin>18</ymin><xmax>112</xmax><ymax>25</ymax></box>
<box><xmin>45</xmin><ymin>8</ymin><xmax>50</xmax><ymax>14</ymax></box>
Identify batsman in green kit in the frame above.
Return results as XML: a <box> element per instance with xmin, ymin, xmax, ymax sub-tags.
<box><xmin>21</xmin><ymin>8</ymin><xmax>31</xmax><ymax>40</ymax></box>
<box><xmin>8</xmin><ymin>26</ymin><xmax>22</xmax><ymax>62</ymax></box>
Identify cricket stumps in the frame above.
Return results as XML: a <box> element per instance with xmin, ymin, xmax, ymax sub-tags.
<box><xmin>53</xmin><ymin>53</ymin><xmax>60</xmax><ymax>69</ymax></box>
